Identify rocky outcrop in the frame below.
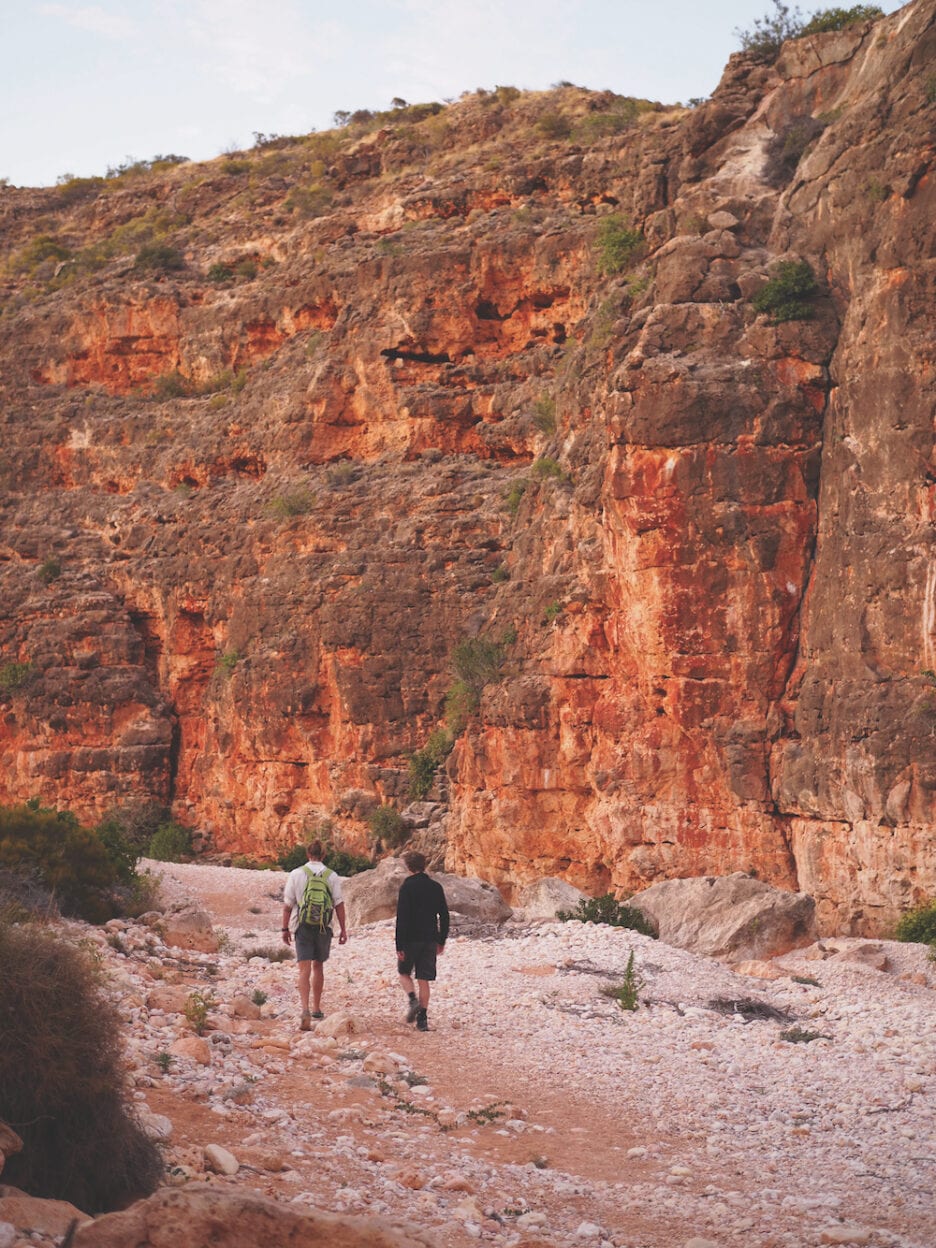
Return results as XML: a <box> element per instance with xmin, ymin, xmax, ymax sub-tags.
<box><xmin>1</xmin><ymin>4</ymin><xmax>935</xmax><ymax>934</ymax></box>
<box><xmin>71</xmin><ymin>1183</ymin><xmax>440</xmax><ymax>1247</ymax></box>
<box><xmin>342</xmin><ymin>858</ymin><xmax>511</xmax><ymax>929</ymax></box>
<box><xmin>631</xmin><ymin>873</ymin><xmax>818</xmax><ymax>962</ymax></box>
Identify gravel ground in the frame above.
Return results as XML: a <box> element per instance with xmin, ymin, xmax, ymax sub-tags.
<box><xmin>87</xmin><ymin>860</ymin><xmax>935</xmax><ymax>1248</ymax></box>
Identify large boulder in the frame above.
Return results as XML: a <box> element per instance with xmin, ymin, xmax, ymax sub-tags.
<box><xmin>515</xmin><ymin>877</ymin><xmax>588</xmax><ymax>920</ymax></box>
<box><xmin>159</xmin><ymin>905</ymin><xmax>219</xmax><ymax>953</ymax></box>
<box><xmin>0</xmin><ymin>1125</ymin><xmax>22</xmax><ymax>1179</ymax></box>
<box><xmin>343</xmin><ymin>858</ymin><xmax>511</xmax><ymax>928</ymax></box>
<box><xmin>72</xmin><ymin>1182</ymin><xmax>440</xmax><ymax>1247</ymax></box>
<box><xmin>0</xmin><ymin>1186</ymin><xmax>88</xmax><ymax>1237</ymax></box>
<box><xmin>630</xmin><ymin>873</ymin><xmax>817</xmax><ymax>963</ymax></box>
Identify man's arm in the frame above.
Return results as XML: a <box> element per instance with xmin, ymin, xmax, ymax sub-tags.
<box><xmin>281</xmin><ymin>900</ymin><xmax>293</xmax><ymax>945</ymax></box>
<box><xmin>437</xmin><ymin>884</ymin><xmax>450</xmax><ymax>948</ymax></box>
<box><xmin>334</xmin><ymin>900</ymin><xmax>348</xmax><ymax>944</ymax></box>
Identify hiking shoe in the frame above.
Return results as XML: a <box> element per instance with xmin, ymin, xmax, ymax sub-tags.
<box><xmin>299</xmin><ymin>1012</ymin><xmax>311</xmax><ymax>1032</ymax></box>
<box><xmin>311</xmin><ymin>1010</ymin><xmax>324</xmax><ymax>1020</ymax></box>
<box><xmin>416</xmin><ymin>1009</ymin><xmax>428</xmax><ymax>1032</ymax></box>
<box><xmin>405</xmin><ymin>996</ymin><xmax>420</xmax><ymax>1024</ymax></box>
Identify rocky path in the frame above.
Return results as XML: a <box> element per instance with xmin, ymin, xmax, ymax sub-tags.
<box><xmin>87</xmin><ymin>862</ymin><xmax>935</xmax><ymax>1248</ymax></box>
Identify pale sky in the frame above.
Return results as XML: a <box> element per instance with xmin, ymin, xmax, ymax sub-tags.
<box><xmin>1</xmin><ymin>0</ymin><xmax>906</xmax><ymax>188</ymax></box>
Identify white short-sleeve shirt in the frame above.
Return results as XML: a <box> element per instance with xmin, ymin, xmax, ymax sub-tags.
<box><xmin>283</xmin><ymin>860</ymin><xmax>344</xmax><ymax>932</ymax></box>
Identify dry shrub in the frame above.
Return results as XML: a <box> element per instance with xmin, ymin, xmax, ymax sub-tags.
<box><xmin>0</xmin><ymin>922</ymin><xmax>163</xmax><ymax>1212</ymax></box>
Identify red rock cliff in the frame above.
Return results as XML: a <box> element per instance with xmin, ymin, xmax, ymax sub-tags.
<box><xmin>1</xmin><ymin>2</ymin><xmax>934</xmax><ymax>932</ymax></box>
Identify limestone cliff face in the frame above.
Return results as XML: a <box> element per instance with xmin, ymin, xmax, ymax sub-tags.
<box><xmin>1</xmin><ymin>2</ymin><xmax>934</xmax><ymax>932</ymax></box>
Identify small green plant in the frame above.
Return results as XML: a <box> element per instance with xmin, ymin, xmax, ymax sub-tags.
<box><xmin>866</xmin><ymin>178</ymin><xmax>889</xmax><ymax>202</ymax></box>
<box><xmin>490</xmin><ymin>564</ymin><xmax>510</xmax><ymax>584</ymax></box>
<box><xmin>532</xmin><ymin>394</ymin><xmax>557</xmax><ymax>435</ymax></box>
<box><xmin>207</xmin><ymin>262</ymin><xmax>234</xmax><ymax>282</ymax></box>
<box><xmin>251</xmin><ymin>989</ymin><xmax>268</xmax><ymax>1007</ymax></box>
<box><xmin>926</xmin><ymin>75</ymin><xmax>936</xmax><ymax>105</ymax></box>
<box><xmin>600</xmin><ymin>951</ymin><xmax>644</xmax><ymax>1011</ymax></box>
<box><xmin>791</xmin><ymin>974</ymin><xmax>821</xmax><ymax>987</ymax></box>
<box><xmin>147</xmin><ymin>821</ymin><xmax>192</xmax><ymax>863</ymax></box>
<box><xmin>801</xmin><ymin>6</ymin><xmax>883</xmax><ymax>35</ymax></box>
<box><xmin>893</xmin><ymin>897</ymin><xmax>936</xmax><ymax>945</ymax></box>
<box><xmin>184</xmin><ymin>990</ymin><xmax>214</xmax><ymax>1035</ymax></box>
<box><xmin>543</xmin><ymin>601</ymin><xmax>564</xmax><ymax>623</ymax></box>
<box><xmin>408</xmin><ymin>728</ymin><xmax>455</xmax><ymax>800</ymax></box>
<box><xmin>467</xmin><ymin>1101</ymin><xmax>509</xmax><ymax>1124</ymax></box>
<box><xmin>216</xmin><ymin>649</ymin><xmax>239</xmax><ymax>675</ymax></box>
<box><xmin>557</xmin><ymin>892</ymin><xmax>658</xmax><ymax>937</ymax></box>
<box><xmin>38</xmin><ymin>556</ymin><xmax>62</xmax><ymax>584</ymax></box>
<box><xmin>752</xmin><ymin>260</ymin><xmax>818</xmax><ymax>322</ymax></box>
<box><xmin>269</xmin><ymin>486</ymin><xmax>314</xmax><ymax>518</ymax></box>
<box><xmin>504</xmin><ymin>480</ymin><xmax>528</xmax><ymax>516</ymax></box>
<box><xmin>595</xmin><ymin>215</ymin><xmax>644</xmax><ymax>275</ymax></box>
<box><xmin>155</xmin><ymin>1051</ymin><xmax>174</xmax><ymax>1073</ymax></box>
<box><xmin>368</xmin><ymin>805</ymin><xmax>409</xmax><ymax>848</ymax></box>
<box><xmin>532</xmin><ymin>456</ymin><xmax>567</xmax><ymax>481</ymax></box>
<box><xmin>0</xmin><ymin>662</ymin><xmax>33</xmax><ymax>694</ymax></box>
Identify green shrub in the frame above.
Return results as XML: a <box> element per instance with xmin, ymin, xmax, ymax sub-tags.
<box><xmin>133</xmin><ymin>243</ymin><xmax>186</xmax><ymax>273</ymax></box>
<box><xmin>276</xmin><ymin>839</ymin><xmax>373</xmax><ymax>876</ymax></box>
<box><xmin>269</xmin><ymin>486</ymin><xmax>314</xmax><ymax>518</ymax></box>
<box><xmin>207</xmin><ymin>262</ymin><xmax>234</xmax><ymax>282</ymax></box>
<box><xmin>575</xmin><ymin>97</ymin><xmax>641</xmax><ymax>141</ymax></box>
<box><xmin>490</xmin><ymin>565</ymin><xmax>510</xmax><ymax>584</ymax></box>
<box><xmin>0</xmin><ymin>661</ymin><xmax>33</xmax><ymax>694</ymax></box>
<box><xmin>251</xmin><ymin>989</ymin><xmax>268</xmax><ymax>1006</ymax></box>
<box><xmin>735</xmin><ymin>1</ymin><xmax>805</xmax><ymax>60</ymax></box>
<box><xmin>544</xmin><ymin>601</ymin><xmax>564</xmax><ymax>623</ymax></box>
<box><xmin>595</xmin><ymin>215</ymin><xmax>644</xmax><ymax>275</ymax></box>
<box><xmin>752</xmin><ymin>260</ymin><xmax>818</xmax><ymax>322</ymax></box>
<box><xmin>408</xmin><ymin>728</ymin><xmax>455</xmax><ymax>800</ymax></box>
<box><xmin>532</xmin><ymin>456</ymin><xmax>565</xmax><ymax>480</ymax></box>
<box><xmin>532</xmin><ymin>395</ymin><xmax>557</xmax><ymax>435</ymax></box>
<box><xmin>285</xmin><ymin>184</ymin><xmax>333</xmax><ymax>219</ymax></box>
<box><xmin>152</xmin><ymin>370</ymin><xmax>191</xmax><ymax>399</ymax></box>
<box><xmin>0</xmin><ymin>802</ymin><xmax>120</xmax><ymax>924</ymax></box>
<box><xmin>557</xmin><ymin>892</ymin><xmax>658</xmax><ymax>937</ymax></box>
<box><xmin>452</xmin><ymin>637</ymin><xmax>505</xmax><ymax>692</ymax></box>
<box><xmin>216</xmin><ymin>648</ymin><xmax>239</xmax><ymax>674</ymax></box>
<box><xmin>0</xmin><ymin>923</ymin><xmax>163</xmax><ymax>1211</ymax></box>
<box><xmin>38</xmin><ymin>556</ymin><xmax>62</xmax><ymax>583</ymax></box>
<box><xmin>147</xmin><ymin>821</ymin><xmax>192</xmax><ymax>862</ymax></box>
<box><xmin>537</xmin><ymin>111</ymin><xmax>572</xmax><ymax>140</ymax></box>
<box><xmin>893</xmin><ymin>898</ymin><xmax>936</xmax><ymax>945</ymax></box>
<box><xmin>10</xmin><ymin>235</ymin><xmax>72</xmax><ymax>275</ymax></box>
<box><xmin>367</xmin><ymin>805</ymin><xmax>409</xmax><ymax>848</ymax></box>
<box><xmin>801</xmin><ymin>5</ymin><xmax>883</xmax><ymax>34</ymax></box>
<box><xmin>504</xmin><ymin>480</ymin><xmax>528</xmax><ymax>516</ymax></box>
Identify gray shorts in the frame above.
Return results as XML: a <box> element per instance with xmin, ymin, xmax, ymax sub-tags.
<box><xmin>295</xmin><ymin>925</ymin><xmax>333</xmax><ymax>963</ymax></box>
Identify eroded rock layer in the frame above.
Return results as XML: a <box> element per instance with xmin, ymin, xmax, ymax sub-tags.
<box><xmin>2</xmin><ymin>2</ymin><xmax>934</xmax><ymax>932</ymax></box>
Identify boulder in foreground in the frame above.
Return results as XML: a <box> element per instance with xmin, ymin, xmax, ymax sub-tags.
<box><xmin>630</xmin><ymin>873</ymin><xmax>817</xmax><ymax>963</ymax></box>
<box><xmin>72</xmin><ymin>1182</ymin><xmax>440</xmax><ymax>1247</ymax></box>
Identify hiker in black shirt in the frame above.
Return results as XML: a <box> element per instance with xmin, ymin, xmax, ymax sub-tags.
<box><xmin>396</xmin><ymin>850</ymin><xmax>450</xmax><ymax>1032</ymax></box>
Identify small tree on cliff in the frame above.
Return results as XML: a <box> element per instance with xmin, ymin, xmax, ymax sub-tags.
<box><xmin>735</xmin><ymin>1</ymin><xmax>804</xmax><ymax>59</ymax></box>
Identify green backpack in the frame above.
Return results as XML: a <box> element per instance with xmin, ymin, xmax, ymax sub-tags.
<box><xmin>297</xmin><ymin>865</ymin><xmax>335</xmax><ymax>931</ymax></box>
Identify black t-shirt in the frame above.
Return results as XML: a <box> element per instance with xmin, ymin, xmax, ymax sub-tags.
<box><xmin>395</xmin><ymin>872</ymin><xmax>450</xmax><ymax>949</ymax></box>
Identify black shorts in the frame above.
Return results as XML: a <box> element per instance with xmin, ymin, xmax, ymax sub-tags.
<box><xmin>397</xmin><ymin>941</ymin><xmax>438</xmax><ymax>981</ymax></box>
<box><xmin>295</xmin><ymin>925</ymin><xmax>333</xmax><ymax>963</ymax></box>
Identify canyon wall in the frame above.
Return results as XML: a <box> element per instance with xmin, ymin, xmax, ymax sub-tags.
<box><xmin>1</xmin><ymin>1</ymin><xmax>934</xmax><ymax>932</ymax></box>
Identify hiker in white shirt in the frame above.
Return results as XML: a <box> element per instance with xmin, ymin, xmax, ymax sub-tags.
<box><xmin>281</xmin><ymin>840</ymin><xmax>348</xmax><ymax>1029</ymax></box>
